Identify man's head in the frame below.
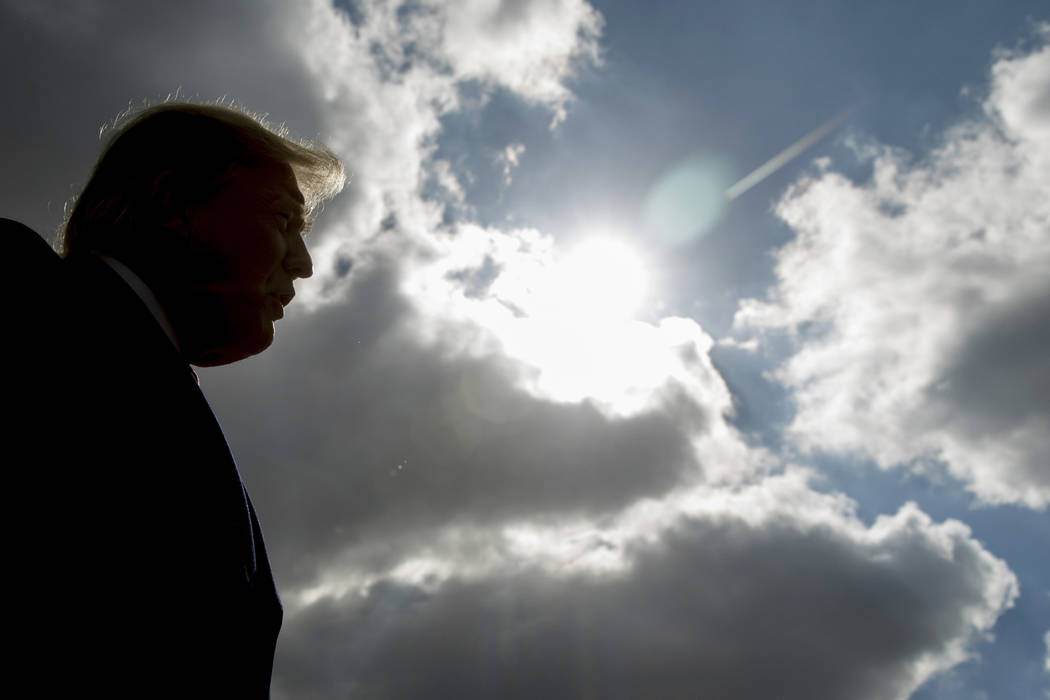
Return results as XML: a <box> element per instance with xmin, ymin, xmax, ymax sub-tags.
<box><xmin>62</xmin><ymin>102</ymin><xmax>345</xmax><ymax>365</ymax></box>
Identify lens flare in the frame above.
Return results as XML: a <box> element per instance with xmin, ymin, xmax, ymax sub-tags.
<box><xmin>641</xmin><ymin>155</ymin><xmax>734</xmax><ymax>246</ymax></box>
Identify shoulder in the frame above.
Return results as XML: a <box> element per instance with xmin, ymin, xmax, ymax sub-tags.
<box><xmin>3</xmin><ymin>216</ymin><xmax>60</xmax><ymax>269</ymax></box>
<box><xmin>4</xmin><ymin>218</ymin><xmax>62</xmax><ymax>293</ymax></box>
<box><xmin>5</xmin><ymin>219</ymin><xmax>67</xmax><ymax>353</ymax></box>
<box><xmin>1</xmin><ymin>216</ymin><xmax>56</xmax><ymax>245</ymax></box>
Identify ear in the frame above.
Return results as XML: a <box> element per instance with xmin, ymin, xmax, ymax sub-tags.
<box><xmin>150</xmin><ymin>170</ymin><xmax>187</xmax><ymax>232</ymax></box>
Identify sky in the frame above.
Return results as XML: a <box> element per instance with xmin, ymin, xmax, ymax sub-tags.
<box><xmin>1</xmin><ymin>1</ymin><xmax>1048</xmax><ymax>698</ymax></box>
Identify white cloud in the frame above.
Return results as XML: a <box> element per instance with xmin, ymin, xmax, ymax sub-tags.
<box><xmin>736</xmin><ymin>32</ymin><xmax>1050</xmax><ymax>508</ymax></box>
<box><xmin>495</xmin><ymin>141</ymin><xmax>526</xmax><ymax>184</ymax></box>
<box><xmin>429</xmin><ymin>158</ymin><xmax>467</xmax><ymax>205</ymax></box>
<box><xmin>988</xmin><ymin>25</ymin><xmax>1050</xmax><ymax>148</ymax></box>
<box><xmin>432</xmin><ymin>0</ymin><xmax>603</xmax><ymax>127</ymax></box>
<box><xmin>401</xmin><ymin>223</ymin><xmax>737</xmax><ymax>423</ymax></box>
<box><xmin>277</xmin><ymin>0</ymin><xmax>603</xmax><ymax>308</ymax></box>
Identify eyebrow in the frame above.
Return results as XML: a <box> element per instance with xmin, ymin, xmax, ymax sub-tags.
<box><xmin>269</xmin><ymin>196</ymin><xmax>311</xmax><ymax>234</ymax></box>
<box><xmin>270</xmin><ymin>191</ymin><xmax>305</xmax><ymax>207</ymax></box>
<box><xmin>270</xmin><ymin>194</ymin><xmax>306</xmax><ymax>219</ymax></box>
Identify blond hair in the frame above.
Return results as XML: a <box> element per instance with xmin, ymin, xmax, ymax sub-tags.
<box><xmin>62</xmin><ymin>101</ymin><xmax>344</xmax><ymax>257</ymax></box>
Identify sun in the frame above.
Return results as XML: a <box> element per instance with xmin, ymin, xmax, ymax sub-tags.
<box><xmin>408</xmin><ymin>228</ymin><xmax>674</xmax><ymax>416</ymax></box>
<box><xmin>536</xmin><ymin>237</ymin><xmax>649</xmax><ymax>322</ymax></box>
<box><xmin>481</xmin><ymin>235</ymin><xmax>674</xmax><ymax>415</ymax></box>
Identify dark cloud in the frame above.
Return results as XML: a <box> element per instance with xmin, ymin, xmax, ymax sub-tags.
<box><xmin>929</xmin><ymin>287</ymin><xmax>1050</xmax><ymax>433</ymax></box>
<box><xmin>923</xmin><ymin>285</ymin><xmax>1050</xmax><ymax>494</ymax></box>
<box><xmin>205</xmin><ymin>255</ymin><xmax>702</xmax><ymax>588</ymax></box>
<box><xmin>273</xmin><ymin>503</ymin><xmax>1014</xmax><ymax>700</ymax></box>
<box><xmin>0</xmin><ymin>0</ymin><xmax>324</xmax><ymax>236</ymax></box>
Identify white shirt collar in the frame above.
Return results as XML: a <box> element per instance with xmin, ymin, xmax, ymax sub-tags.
<box><xmin>93</xmin><ymin>253</ymin><xmax>182</xmax><ymax>355</ymax></box>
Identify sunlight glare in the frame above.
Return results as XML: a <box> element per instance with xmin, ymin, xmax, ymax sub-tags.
<box><xmin>406</xmin><ymin>227</ymin><xmax>711</xmax><ymax>418</ymax></box>
<box><xmin>535</xmin><ymin>237</ymin><xmax>648</xmax><ymax>321</ymax></box>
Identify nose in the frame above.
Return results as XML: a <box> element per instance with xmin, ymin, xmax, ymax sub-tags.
<box><xmin>284</xmin><ymin>233</ymin><xmax>313</xmax><ymax>279</ymax></box>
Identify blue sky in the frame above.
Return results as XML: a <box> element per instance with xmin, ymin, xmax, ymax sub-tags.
<box><xmin>452</xmin><ymin>0</ymin><xmax>1047</xmax><ymax>324</ymax></box>
<box><xmin>1</xmin><ymin>1</ymin><xmax>1047</xmax><ymax>698</ymax></box>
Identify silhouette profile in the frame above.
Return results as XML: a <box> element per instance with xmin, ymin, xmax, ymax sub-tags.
<box><xmin>4</xmin><ymin>102</ymin><xmax>343</xmax><ymax>697</ymax></box>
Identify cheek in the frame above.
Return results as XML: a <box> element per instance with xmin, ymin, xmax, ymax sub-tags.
<box><xmin>234</xmin><ymin>232</ymin><xmax>286</xmax><ymax>285</ymax></box>
<box><xmin>264</xmin><ymin>231</ymin><xmax>289</xmax><ymax>272</ymax></box>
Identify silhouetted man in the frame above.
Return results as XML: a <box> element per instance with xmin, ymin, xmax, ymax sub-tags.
<box><xmin>4</xmin><ymin>103</ymin><xmax>344</xmax><ymax>697</ymax></box>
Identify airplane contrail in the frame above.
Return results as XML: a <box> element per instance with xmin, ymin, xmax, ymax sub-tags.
<box><xmin>725</xmin><ymin>109</ymin><xmax>851</xmax><ymax>201</ymax></box>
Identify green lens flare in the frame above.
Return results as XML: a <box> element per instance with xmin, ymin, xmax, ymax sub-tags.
<box><xmin>641</xmin><ymin>156</ymin><xmax>733</xmax><ymax>246</ymax></box>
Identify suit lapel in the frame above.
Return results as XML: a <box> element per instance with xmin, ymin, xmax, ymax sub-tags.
<box><xmin>62</xmin><ymin>252</ymin><xmax>259</xmax><ymax>575</ymax></box>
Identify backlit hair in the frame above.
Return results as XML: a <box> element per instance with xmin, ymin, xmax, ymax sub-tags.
<box><xmin>62</xmin><ymin>100</ymin><xmax>345</xmax><ymax>257</ymax></box>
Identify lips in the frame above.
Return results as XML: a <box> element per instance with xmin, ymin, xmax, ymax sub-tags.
<box><xmin>268</xmin><ymin>295</ymin><xmax>285</xmax><ymax>320</ymax></box>
<box><xmin>265</xmin><ymin>289</ymin><xmax>294</xmax><ymax>321</ymax></box>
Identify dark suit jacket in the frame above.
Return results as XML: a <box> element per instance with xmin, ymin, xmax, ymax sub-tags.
<box><xmin>5</xmin><ymin>218</ymin><xmax>282</xmax><ymax>697</ymax></box>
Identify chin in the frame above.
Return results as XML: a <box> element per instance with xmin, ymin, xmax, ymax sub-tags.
<box><xmin>236</xmin><ymin>325</ymin><xmax>276</xmax><ymax>361</ymax></box>
<box><xmin>191</xmin><ymin>323</ymin><xmax>275</xmax><ymax>367</ymax></box>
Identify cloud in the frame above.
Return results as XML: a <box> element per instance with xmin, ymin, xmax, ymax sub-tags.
<box><xmin>272</xmin><ymin>0</ymin><xmax>603</xmax><ymax>308</ymax></box>
<box><xmin>736</xmin><ymin>29</ymin><xmax>1050</xmax><ymax>508</ymax></box>
<box><xmin>495</xmin><ymin>142</ymin><xmax>526</xmax><ymax>184</ymax></box>
<box><xmin>189</xmin><ymin>5</ymin><xmax>1017</xmax><ymax>696</ymax></box>
<box><xmin>0</xmin><ymin>0</ymin><xmax>328</xmax><ymax>237</ymax></box>
<box><xmin>271</xmin><ymin>473</ymin><xmax>1016</xmax><ymax>700</ymax></box>
<box><xmin>207</xmin><ymin>277</ymin><xmax>712</xmax><ymax>590</ymax></box>
<box><xmin>989</xmin><ymin>27</ymin><xmax>1050</xmax><ymax>148</ymax></box>
<box><xmin>182</xmin><ymin>0</ymin><xmax>745</xmax><ymax>594</ymax></box>
<box><xmin>430</xmin><ymin>0</ymin><xmax>603</xmax><ymax>127</ymax></box>
<box><xmin>429</xmin><ymin>158</ymin><xmax>468</xmax><ymax>206</ymax></box>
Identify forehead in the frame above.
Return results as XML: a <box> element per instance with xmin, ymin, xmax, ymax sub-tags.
<box><xmin>235</xmin><ymin>160</ymin><xmax>304</xmax><ymax>211</ymax></box>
